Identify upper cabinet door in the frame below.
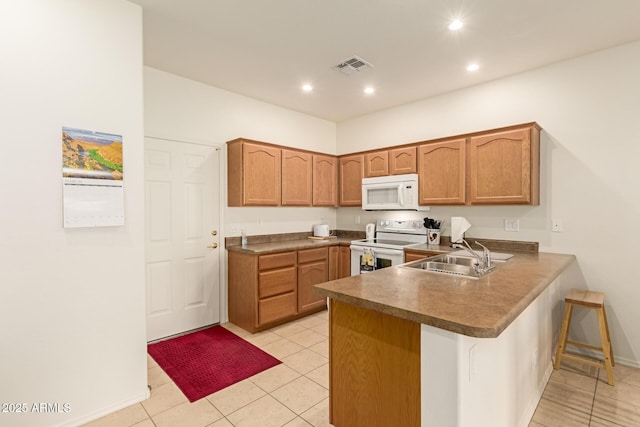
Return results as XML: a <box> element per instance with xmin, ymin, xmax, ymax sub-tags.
<box><xmin>282</xmin><ymin>149</ymin><xmax>312</xmax><ymax>206</ymax></box>
<box><xmin>467</xmin><ymin>125</ymin><xmax>540</xmax><ymax>205</ymax></box>
<box><xmin>243</xmin><ymin>142</ymin><xmax>281</xmax><ymax>206</ymax></box>
<box><xmin>364</xmin><ymin>151</ymin><xmax>389</xmax><ymax>177</ymax></box>
<box><xmin>312</xmin><ymin>154</ymin><xmax>338</xmax><ymax>206</ymax></box>
<box><xmin>418</xmin><ymin>138</ymin><xmax>466</xmax><ymax>205</ymax></box>
<box><xmin>339</xmin><ymin>154</ymin><xmax>364</xmax><ymax>206</ymax></box>
<box><xmin>389</xmin><ymin>147</ymin><xmax>417</xmax><ymax>175</ymax></box>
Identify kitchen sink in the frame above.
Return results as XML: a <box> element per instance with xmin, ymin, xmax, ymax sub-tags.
<box><xmin>400</xmin><ymin>254</ymin><xmax>498</xmax><ymax>279</ymax></box>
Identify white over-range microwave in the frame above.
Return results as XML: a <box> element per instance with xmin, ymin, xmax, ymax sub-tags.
<box><xmin>361</xmin><ymin>173</ymin><xmax>428</xmax><ymax>211</ymax></box>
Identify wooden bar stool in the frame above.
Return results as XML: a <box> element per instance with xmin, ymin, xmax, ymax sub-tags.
<box><xmin>554</xmin><ymin>288</ymin><xmax>615</xmax><ymax>385</ymax></box>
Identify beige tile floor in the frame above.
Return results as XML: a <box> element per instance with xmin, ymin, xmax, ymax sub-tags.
<box><xmin>85</xmin><ymin>309</ymin><xmax>640</xmax><ymax>427</ymax></box>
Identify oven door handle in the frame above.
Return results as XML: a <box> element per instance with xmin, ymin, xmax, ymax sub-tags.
<box><xmin>371</xmin><ymin>248</ymin><xmax>403</xmax><ymax>257</ymax></box>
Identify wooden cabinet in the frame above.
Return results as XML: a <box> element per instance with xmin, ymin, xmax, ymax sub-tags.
<box><xmin>256</xmin><ymin>252</ymin><xmax>297</xmax><ymax>325</ymax></box>
<box><xmin>330</xmin><ymin>300</ymin><xmax>420</xmax><ymax>427</ymax></box>
<box><xmin>228</xmin><ymin>250</ymin><xmax>297</xmax><ymax>331</ymax></box>
<box><xmin>297</xmin><ymin>248</ymin><xmax>328</xmax><ymax>313</ymax></box>
<box><xmin>467</xmin><ymin>124</ymin><xmax>540</xmax><ymax>205</ymax></box>
<box><xmin>228</xmin><ymin>246</ymin><xmax>332</xmax><ymax>333</ymax></box>
<box><xmin>227</xmin><ymin>139</ymin><xmax>281</xmax><ymax>206</ymax></box>
<box><xmin>312</xmin><ymin>154</ymin><xmax>338</xmax><ymax>206</ymax></box>
<box><xmin>404</xmin><ymin>250</ymin><xmax>440</xmax><ymax>263</ymax></box>
<box><xmin>282</xmin><ymin>149</ymin><xmax>312</xmax><ymax>206</ymax></box>
<box><xmin>227</xmin><ymin>122</ymin><xmax>540</xmax><ymax>208</ymax></box>
<box><xmin>364</xmin><ymin>151</ymin><xmax>389</xmax><ymax>177</ymax></box>
<box><xmin>328</xmin><ymin>246</ymin><xmax>339</xmax><ymax>281</ymax></box>
<box><xmin>418</xmin><ymin>138</ymin><xmax>466</xmax><ymax>205</ymax></box>
<box><xmin>339</xmin><ymin>154</ymin><xmax>364</xmax><ymax>206</ymax></box>
<box><xmin>228</xmin><ymin>139</ymin><xmax>337</xmax><ymax>207</ymax></box>
<box><xmin>329</xmin><ymin>245</ymin><xmax>351</xmax><ymax>280</ymax></box>
<box><xmin>389</xmin><ymin>146</ymin><xmax>417</xmax><ymax>175</ymax></box>
<box><xmin>364</xmin><ymin>147</ymin><xmax>417</xmax><ymax>177</ymax></box>
<box><xmin>339</xmin><ymin>246</ymin><xmax>351</xmax><ymax>278</ymax></box>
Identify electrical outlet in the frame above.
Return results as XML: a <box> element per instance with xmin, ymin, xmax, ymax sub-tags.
<box><xmin>552</xmin><ymin>219</ymin><xmax>563</xmax><ymax>232</ymax></box>
<box><xmin>355</xmin><ymin>215</ymin><xmax>361</xmax><ymax>225</ymax></box>
<box><xmin>504</xmin><ymin>218</ymin><xmax>519</xmax><ymax>232</ymax></box>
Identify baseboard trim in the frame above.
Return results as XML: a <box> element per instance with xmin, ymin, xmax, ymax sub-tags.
<box><xmin>56</xmin><ymin>387</ymin><xmax>150</xmax><ymax>427</ymax></box>
<box><xmin>556</xmin><ymin>345</ymin><xmax>640</xmax><ymax>369</ymax></box>
<box><xmin>519</xmin><ymin>362</ymin><xmax>554</xmax><ymax>427</ymax></box>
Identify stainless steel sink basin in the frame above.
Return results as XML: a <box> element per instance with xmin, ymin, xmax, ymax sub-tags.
<box><xmin>400</xmin><ymin>254</ymin><xmax>497</xmax><ymax>279</ymax></box>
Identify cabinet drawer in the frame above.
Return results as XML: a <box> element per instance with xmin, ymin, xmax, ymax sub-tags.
<box><xmin>258</xmin><ymin>292</ymin><xmax>297</xmax><ymax>325</ymax></box>
<box><xmin>298</xmin><ymin>247</ymin><xmax>328</xmax><ymax>264</ymax></box>
<box><xmin>259</xmin><ymin>267</ymin><xmax>297</xmax><ymax>298</ymax></box>
<box><xmin>404</xmin><ymin>250</ymin><xmax>440</xmax><ymax>262</ymax></box>
<box><xmin>259</xmin><ymin>251</ymin><xmax>296</xmax><ymax>270</ymax></box>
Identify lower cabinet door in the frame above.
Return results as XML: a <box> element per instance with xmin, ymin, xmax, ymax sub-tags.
<box><xmin>298</xmin><ymin>261</ymin><xmax>328</xmax><ymax>312</ymax></box>
<box><xmin>258</xmin><ymin>292</ymin><xmax>297</xmax><ymax>325</ymax></box>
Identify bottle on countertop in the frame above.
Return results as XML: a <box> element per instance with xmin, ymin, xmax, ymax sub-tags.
<box><xmin>241</xmin><ymin>230</ymin><xmax>247</xmax><ymax>248</ymax></box>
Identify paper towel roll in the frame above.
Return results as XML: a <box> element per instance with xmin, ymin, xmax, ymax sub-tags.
<box><xmin>451</xmin><ymin>217</ymin><xmax>471</xmax><ymax>244</ymax></box>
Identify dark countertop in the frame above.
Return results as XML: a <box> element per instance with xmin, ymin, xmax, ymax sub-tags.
<box><xmin>315</xmin><ymin>251</ymin><xmax>575</xmax><ymax>338</ymax></box>
<box><xmin>226</xmin><ymin>237</ymin><xmax>354</xmax><ymax>255</ymax></box>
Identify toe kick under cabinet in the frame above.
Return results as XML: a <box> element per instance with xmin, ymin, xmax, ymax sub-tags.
<box><xmin>228</xmin><ymin>247</ymin><xmax>330</xmax><ymax>333</ymax></box>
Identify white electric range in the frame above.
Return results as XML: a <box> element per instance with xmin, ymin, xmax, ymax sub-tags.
<box><xmin>350</xmin><ymin>219</ymin><xmax>428</xmax><ymax>276</ymax></box>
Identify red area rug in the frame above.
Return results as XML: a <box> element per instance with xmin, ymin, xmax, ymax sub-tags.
<box><xmin>148</xmin><ymin>326</ymin><xmax>281</xmax><ymax>402</ymax></box>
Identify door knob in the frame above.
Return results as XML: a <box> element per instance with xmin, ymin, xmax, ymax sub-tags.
<box><xmin>211</xmin><ymin>230</ymin><xmax>218</xmax><ymax>236</ymax></box>
<box><xmin>208</xmin><ymin>243</ymin><xmax>218</xmax><ymax>249</ymax></box>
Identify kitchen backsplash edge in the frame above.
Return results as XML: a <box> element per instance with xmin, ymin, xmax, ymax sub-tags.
<box><xmin>225</xmin><ymin>231</ymin><xmax>538</xmax><ymax>253</ymax></box>
<box><xmin>225</xmin><ymin>230</ymin><xmax>366</xmax><ymax>248</ymax></box>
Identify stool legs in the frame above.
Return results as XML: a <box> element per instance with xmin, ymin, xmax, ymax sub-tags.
<box><xmin>597</xmin><ymin>306</ymin><xmax>615</xmax><ymax>385</ymax></box>
<box><xmin>554</xmin><ymin>299</ymin><xmax>615</xmax><ymax>385</ymax></box>
<box><xmin>602</xmin><ymin>305</ymin><xmax>615</xmax><ymax>367</ymax></box>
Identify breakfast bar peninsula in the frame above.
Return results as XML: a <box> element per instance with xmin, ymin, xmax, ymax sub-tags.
<box><xmin>314</xmin><ymin>250</ymin><xmax>576</xmax><ymax>427</ymax></box>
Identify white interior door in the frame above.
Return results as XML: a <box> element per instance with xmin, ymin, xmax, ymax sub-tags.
<box><xmin>144</xmin><ymin>137</ymin><xmax>220</xmax><ymax>341</ymax></box>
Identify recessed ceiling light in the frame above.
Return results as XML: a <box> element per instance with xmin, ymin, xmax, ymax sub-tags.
<box><xmin>364</xmin><ymin>86</ymin><xmax>375</xmax><ymax>95</ymax></box>
<box><xmin>448</xmin><ymin>19</ymin><xmax>463</xmax><ymax>31</ymax></box>
<box><xmin>466</xmin><ymin>63</ymin><xmax>479</xmax><ymax>72</ymax></box>
<box><xmin>302</xmin><ymin>84</ymin><xmax>313</xmax><ymax>92</ymax></box>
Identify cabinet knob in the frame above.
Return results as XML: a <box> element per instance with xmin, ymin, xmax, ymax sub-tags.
<box><xmin>211</xmin><ymin>230</ymin><xmax>218</xmax><ymax>236</ymax></box>
<box><xmin>208</xmin><ymin>243</ymin><xmax>218</xmax><ymax>249</ymax></box>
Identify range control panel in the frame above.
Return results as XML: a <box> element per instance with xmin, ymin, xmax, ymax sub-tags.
<box><xmin>377</xmin><ymin>219</ymin><xmax>426</xmax><ymax>235</ymax></box>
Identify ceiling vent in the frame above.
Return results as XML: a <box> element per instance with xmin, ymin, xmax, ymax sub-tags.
<box><xmin>335</xmin><ymin>56</ymin><xmax>374</xmax><ymax>75</ymax></box>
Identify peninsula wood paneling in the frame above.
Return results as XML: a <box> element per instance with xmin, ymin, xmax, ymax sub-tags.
<box><xmin>329</xmin><ymin>300</ymin><xmax>420</xmax><ymax>427</ymax></box>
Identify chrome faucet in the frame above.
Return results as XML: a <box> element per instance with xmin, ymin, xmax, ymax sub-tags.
<box><xmin>475</xmin><ymin>241</ymin><xmax>492</xmax><ymax>269</ymax></box>
<box><xmin>452</xmin><ymin>239</ymin><xmax>492</xmax><ymax>272</ymax></box>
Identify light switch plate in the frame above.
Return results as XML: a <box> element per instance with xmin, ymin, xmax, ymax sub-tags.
<box><xmin>504</xmin><ymin>218</ymin><xmax>519</xmax><ymax>232</ymax></box>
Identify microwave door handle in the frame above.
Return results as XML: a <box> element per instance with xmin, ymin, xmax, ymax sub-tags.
<box><xmin>398</xmin><ymin>184</ymin><xmax>404</xmax><ymax>206</ymax></box>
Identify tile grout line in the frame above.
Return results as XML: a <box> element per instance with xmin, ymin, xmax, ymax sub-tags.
<box><xmin>587</xmin><ymin>368</ymin><xmax>599</xmax><ymax>427</ymax></box>
<box><xmin>137</xmin><ymin>399</ymin><xmax>157</xmax><ymax>427</ymax></box>
<box><xmin>149</xmin><ymin>315</ymin><xmax>330</xmax><ymax>427</ymax></box>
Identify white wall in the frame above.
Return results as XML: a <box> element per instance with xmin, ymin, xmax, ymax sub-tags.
<box><xmin>143</xmin><ymin>68</ymin><xmax>338</xmax><ymax>324</ymax></box>
<box><xmin>421</xmin><ymin>265</ymin><xmax>574</xmax><ymax>427</ymax></box>
<box><xmin>337</xmin><ymin>40</ymin><xmax>640</xmax><ymax>366</ymax></box>
<box><xmin>0</xmin><ymin>1</ymin><xmax>147</xmax><ymax>426</ymax></box>
<box><xmin>143</xmin><ymin>67</ymin><xmax>338</xmax><ymax>238</ymax></box>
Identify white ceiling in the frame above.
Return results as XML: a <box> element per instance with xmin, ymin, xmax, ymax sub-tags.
<box><xmin>130</xmin><ymin>0</ymin><xmax>640</xmax><ymax>122</ymax></box>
